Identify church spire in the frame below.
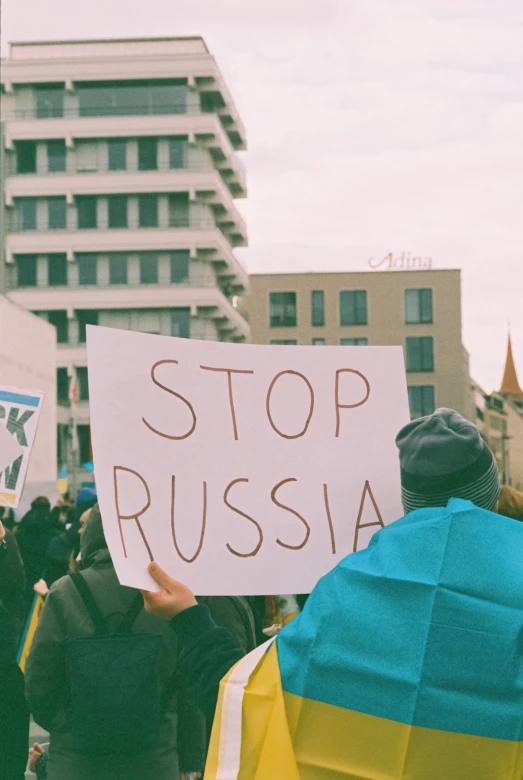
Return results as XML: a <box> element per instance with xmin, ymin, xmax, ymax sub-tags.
<box><xmin>500</xmin><ymin>333</ymin><xmax>523</xmax><ymax>397</ymax></box>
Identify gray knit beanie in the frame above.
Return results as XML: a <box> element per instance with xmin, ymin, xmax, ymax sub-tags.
<box><xmin>396</xmin><ymin>408</ymin><xmax>500</xmax><ymax>514</ymax></box>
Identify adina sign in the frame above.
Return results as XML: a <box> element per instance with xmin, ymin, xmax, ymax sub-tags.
<box><xmin>368</xmin><ymin>252</ymin><xmax>433</xmax><ymax>270</ymax></box>
<box><xmin>87</xmin><ymin>326</ymin><xmax>410</xmax><ymax>596</ymax></box>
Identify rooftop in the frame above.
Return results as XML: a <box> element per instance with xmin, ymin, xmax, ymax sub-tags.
<box><xmin>8</xmin><ymin>36</ymin><xmax>209</xmax><ymax>61</ymax></box>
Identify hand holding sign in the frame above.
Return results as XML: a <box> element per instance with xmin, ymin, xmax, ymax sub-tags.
<box><xmin>87</xmin><ymin>327</ymin><xmax>409</xmax><ymax>595</ymax></box>
<box><xmin>141</xmin><ymin>562</ymin><xmax>197</xmax><ymax>618</ymax></box>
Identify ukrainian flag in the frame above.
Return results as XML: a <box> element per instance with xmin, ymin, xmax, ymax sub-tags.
<box><xmin>206</xmin><ymin>499</ymin><xmax>523</xmax><ymax>779</ymax></box>
<box><xmin>57</xmin><ymin>463</ymin><xmax>68</xmax><ymax>496</ymax></box>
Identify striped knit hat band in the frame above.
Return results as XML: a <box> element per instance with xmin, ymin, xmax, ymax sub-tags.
<box><xmin>401</xmin><ymin>457</ymin><xmax>501</xmax><ymax>515</ymax></box>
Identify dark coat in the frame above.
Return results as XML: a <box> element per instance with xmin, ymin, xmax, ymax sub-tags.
<box><xmin>0</xmin><ymin>600</ymin><xmax>29</xmax><ymax>780</ymax></box>
<box><xmin>25</xmin><ymin>509</ymin><xmax>205</xmax><ymax>780</ymax></box>
<box><xmin>15</xmin><ymin>508</ymin><xmax>57</xmax><ymax>589</ymax></box>
<box><xmin>0</xmin><ymin>529</ymin><xmax>26</xmax><ymax>629</ymax></box>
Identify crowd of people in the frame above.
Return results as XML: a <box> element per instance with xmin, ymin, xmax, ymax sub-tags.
<box><xmin>1</xmin><ymin>408</ymin><xmax>523</xmax><ymax>779</ymax></box>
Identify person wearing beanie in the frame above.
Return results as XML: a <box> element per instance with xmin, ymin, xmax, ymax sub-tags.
<box><xmin>395</xmin><ymin>407</ymin><xmax>500</xmax><ymax>514</ymax></box>
<box><xmin>139</xmin><ymin>410</ymin><xmax>523</xmax><ymax>780</ymax></box>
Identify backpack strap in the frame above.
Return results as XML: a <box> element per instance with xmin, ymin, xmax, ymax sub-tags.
<box><xmin>117</xmin><ymin>592</ymin><xmax>144</xmax><ymax>634</ymax></box>
<box><xmin>70</xmin><ymin>572</ymin><xmax>109</xmax><ymax>636</ymax></box>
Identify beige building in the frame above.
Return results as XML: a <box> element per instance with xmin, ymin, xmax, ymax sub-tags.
<box><xmin>247</xmin><ymin>269</ymin><xmax>474</xmax><ymax>421</ymax></box>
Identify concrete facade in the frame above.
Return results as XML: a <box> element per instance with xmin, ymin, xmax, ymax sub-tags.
<box><xmin>246</xmin><ymin>269</ymin><xmax>474</xmax><ymax>421</ymax></box>
<box><xmin>0</xmin><ymin>37</ymin><xmax>248</xmax><ymax>484</ymax></box>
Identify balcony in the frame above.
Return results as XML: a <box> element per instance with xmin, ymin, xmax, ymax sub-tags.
<box><xmin>2</xmin><ymin>107</ymin><xmax>247</xmax><ymax>160</ymax></box>
<box><xmin>5</xmin><ymin>226</ymin><xmax>248</xmax><ymax>291</ymax></box>
<box><xmin>9</xmin><ymin>283</ymin><xmax>250</xmax><ymax>341</ymax></box>
<box><xmin>5</xmin><ymin>170</ymin><xmax>248</xmax><ymax>241</ymax></box>
<box><xmin>8</xmin><ymin>207</ymin><xmax>246</xmax><ymax>246</ymax></box>
<box><xmin>4</xmin><ymin>135</ymin><xmax>246</xmax><ymax>198</ymax></box>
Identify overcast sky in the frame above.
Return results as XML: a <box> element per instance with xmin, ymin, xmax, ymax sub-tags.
<box><xmin>3</xmin><ymin>0</ymin><xmax>523</xmax><ymax>391</ymax></box>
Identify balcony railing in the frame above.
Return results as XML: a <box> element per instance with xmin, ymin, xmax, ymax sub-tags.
<box><xmin>9</xmin><ymin>215</ymin><xmax>220</xmax><ymax>233</ymax></box>
<box><xmin>5</xmin><ymin>158</ymin><xmax>243</xmax><ymax>182</ymax></box>
<box><xmin>5</xmin><ymin>104</ymin><xmax>218</xmax><ymax>120</ymax></box>
<box><xmin>11</xmin><ymin>276</ymin><xmax>242</xmax><ymax>296</ymax></box>
<box><xmin>2</xmin><ymin>104</ymin><xmax>239</xmax><ymax>142</ymax></box>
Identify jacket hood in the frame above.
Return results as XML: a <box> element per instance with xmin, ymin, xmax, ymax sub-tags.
<box><xmin>80</xmin><ymin>503</ymin><xmax>109</xmax><ymax>568</ymax></box>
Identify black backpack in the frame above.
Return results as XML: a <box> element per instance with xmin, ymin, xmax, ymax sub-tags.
<box><xmin>64</xmin><ymin>573</ymin><xmax>169</xmax><ymax>755</ymax></box>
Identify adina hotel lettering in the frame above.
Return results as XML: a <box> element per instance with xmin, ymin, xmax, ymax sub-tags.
<box><xmin>368</xmin><ymin>252</ymin><xmax>433</xmax><ymax>270</ymax></box>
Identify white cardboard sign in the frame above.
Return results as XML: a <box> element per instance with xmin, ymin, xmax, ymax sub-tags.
<box><xmin>87</xmin><ymin>326</ymin><xmax>410</xmax><ymax>594</ymax></box>
<box><xmin>0</xmin><ymin>387</ymin><xmax>45</xmax><ymax>508</ymax></box>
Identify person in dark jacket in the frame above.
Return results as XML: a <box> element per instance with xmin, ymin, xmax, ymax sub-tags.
<box><xmin>0</xmin><ymin>599</ymin><xmax>29</xmax><ymax>780</ymax></box>
<box><xmin>0</xmin><ymin>519</ymin><xmax>26</xmax><ymax>633</ymax></box>
<box><xmin>45</xmin><ymin>488</ymin><xmax>98</xmax><ymax>586</ymax></box>
<box><xmin>25</xmin><ymin>503</ymin><xmax>206</xmax><ymax>780</ymax></box>
<box><xmin>16</xmin><ymin>497</ymin><xmax>57</xmax><ymax>609</ymax></box>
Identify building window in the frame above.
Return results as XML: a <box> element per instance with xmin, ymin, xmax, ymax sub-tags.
<box><xmin>109</xmin><ymin>254</ymin><xmax>128</xmax><ymax>285</ymax></box>
<box><xmin>76</xmin><ymin>196</ymin><xmax>97</xmax><ymax>229</ymax></box>
<box><xmin>78</xmin><ymin>254</ymin><xmax>98</xmax><ymax>286</ymax></box>
<box><xmin>77</xmin><ymin>424</ymin><xmax>92</xmax><ymax>463</ymax></box>
<box><xmin>48</xmin><ymin>254</ymin><xmax>68</xmax><ymax>286</ymax></box>
<box><xmin>15</xmin><ymin>141</ymin><xmax>36</xmax><ymax>174</ymax></box>
<box><xmin>312</xmin><ymin>338</ymin><xmax>325</xmax><ymax>345</ymax></box>
<box><xmin>340</xmin><ymin>338</ymin><xmax>368</xmax><ymax>346</ymax></box>
<box><xmin>19</xmin><ymin>199</ymin><xmax>37</xmax><ymax>230</ymax></box>
<box><xmin>405</xmin><ymin>289</ymin><xmax>433</xmax><ymax>324</ymax></box>
<box><xmin>47</xmin><ymin>140</ymin><xmax>66</xmax><ymax>172</ymax></box>
<box><xmin>77</xmin><ymin>310</ymin><xmax>99</xmax><ymax>343</ymax></box>
<box><xmin>77</xmin><ymin>80</ymin><xmax>187</xmax><ymax>117</ymax></box>
<box><xmin>340</xmin><ymin>290</ymin><xmax>367</xmax><ymax>326</ymax></box>
<box><xmin>76</xmin><ymin>368</ymin><xmax>90</xmax><ymax>402</ymax></box>
<box><xmin>35</xmin><ymin>83</ymin><xmax>64</xmax><ymax>118</ymax></box>
<box><xmin>48</xmin><ymin>197</ymin><xmax>67</xmax><ymax>229</ymax></box>
<box><xmin>138</xmin><ymin>194</ymin><xmax>158</xmax><ymax>228</ymax></box>
<box><xmin>47</xmin><ymin>310</ymin><xmax>69</xmax><ymax>343</ymax></box>
<box><xmin>408</xmin><ymin>386</ymin><xmax>435</xmax><ymax>419</ymax></box>
<box><xmin>311</xmin><ymin>290</ymin><xmax>324</xmax><ymax>327</ymax></box>
<box><xmin>270</xmin><ymin>340</ymin><xmax>298</xmax><ymax>345</ymax></box>
<box><xmin>171</xmin><ymin>308</ymin><xmax>190</xmax><ymax>338</ymax></box>
<box><xmin>138</xmin><ymin>138</ymin><xmax>158</xmax><ymax>171</ymax></box>
<box><xmin>168</xmin><ymin>193</ymin><xmax>190</xmax><ymax>227</ymax></box>
<box><xmin>269</xmin><ymin>292</ymin><xmax>297</xmax><ymax>327</ymax></box>
<box><xmin>406</xmin><ymin>337</ymin><xmax>434</xmax><ymax>372</ymax></box>
<box><xmin>108</xmin><ymin>139</ymin><xmax>127</xmax><ymax>171</ymax></box>
<box><xmin>170</xmin><ymin>250</ymin><xmax>190</xmax><ymax>283</ymax></box>
<box><xmin>107</xmin><ymin>195</ymin><xmax>128</xmax><ymax>228</ymax></box>
<box><xmin>139</xmin><ymin>253</ymin><xmax>159</xmax><ymax>284</ymax></box>
<box><xmin>169</xmin><ymin>137</ymin><xmax>187</xmax><ymax>169</ymax></box>
<box><xmin>15</xmin><ymin>255</ymin><xmax>38</xmax><ymax>287</ymax></box>
<box><xmin>57</xmin><ymin>368</ymin><xmax>69</xmax><ymax>404</ymax></box>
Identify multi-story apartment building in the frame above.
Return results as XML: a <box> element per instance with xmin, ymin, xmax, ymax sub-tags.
<box><xmin>1</xmin><ymin>37</ymin><xmax>249</xmax><ymax>482</ymax></box>
<box><xmin>246</xmin><ymin>269</ymin><xmax>475</xmax><ymax>422</ymax></box>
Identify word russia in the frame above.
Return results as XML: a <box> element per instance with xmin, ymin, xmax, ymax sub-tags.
<box><xmin>87</xmin><ymin>326</ymin><xmax>410</xmax><ymax>595</ymax></box>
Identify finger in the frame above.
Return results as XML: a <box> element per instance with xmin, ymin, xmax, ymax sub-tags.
<box><xmin>148</xmin><ymin>561</ymin><xmax>180</xmax><ymax>591</ymax></box>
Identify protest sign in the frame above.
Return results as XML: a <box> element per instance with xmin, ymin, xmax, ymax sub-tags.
<box><xmin>87</xmin><ymin>326</ymin><xmax>410</xmax><ymax>594</ymax></box>
<box><xmin>0</xmin><ymin>387</ymin><xmax>44</xmax><ymax>508</ymax></box>
<box><xmin>0</xmin><ymin>420</ymin><xmax>23</xmax><ymax>473</ymax></box>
